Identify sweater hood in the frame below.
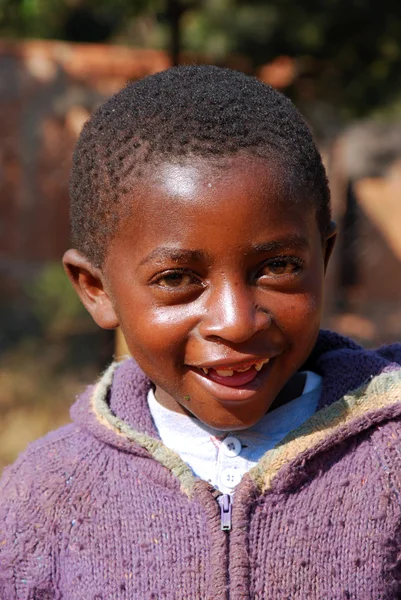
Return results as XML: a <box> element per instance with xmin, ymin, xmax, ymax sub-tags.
<box><xmin>70</xmin><ymin>330</ymin><xmax>401</xmax><ymax>496</ymax></box>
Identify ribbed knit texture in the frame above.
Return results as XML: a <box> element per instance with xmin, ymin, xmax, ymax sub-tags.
<box><xmin>1</xmin><ymin>330</ymin><xmax>401</xmax><ymax>600</ymax></box>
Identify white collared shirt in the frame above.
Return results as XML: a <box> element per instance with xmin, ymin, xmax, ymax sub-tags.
<box><xmin>148</xmin><ymin>371</ymin><xmax>322</xmax><ymax>494</ymax></box>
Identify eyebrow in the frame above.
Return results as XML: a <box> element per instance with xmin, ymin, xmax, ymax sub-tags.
<box><xmin>139</xmin><ymin>237</ymin><xmax>310</xmax><ymax>267</ymax></box>
<box><xmin>138</xmin><ymin>247</ymin><xmax>210</xmax><ymax>267</ymax></box>
<box><xmin>248</xmin><ymin>236</ymin><xmax>310</xmax><ymax>255</ymax></box>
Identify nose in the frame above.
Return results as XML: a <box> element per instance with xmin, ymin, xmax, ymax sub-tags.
<box><xmin>198</xmin><ymin>279</ymin><xmax>271</xmax><ymax>344</ymax></box>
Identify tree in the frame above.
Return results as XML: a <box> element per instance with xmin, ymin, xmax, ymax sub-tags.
<box><xmin>1</xmin><ymin>0</ymin><xmax>401</xmax><ymax>118</ymax></box>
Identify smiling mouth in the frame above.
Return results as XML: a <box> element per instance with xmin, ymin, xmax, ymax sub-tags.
<box><xmin>193</xmin><ymin>358</ymin><xmax>271</xmax><ymax>388</ymax></box>
<box><xmin>200</xmin><ymin>358</ymin><xmax>270</xmax><ymax>376</ymax></box>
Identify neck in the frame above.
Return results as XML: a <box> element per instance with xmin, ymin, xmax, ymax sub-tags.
<box><xmin>267</xmin><ymin>372</ymin><xmax>307</xmax><ymax>413</ymax></box>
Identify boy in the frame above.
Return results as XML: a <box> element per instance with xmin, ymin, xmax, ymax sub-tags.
<box><xmin>1</xmin><ymin>66</ymin><xmax>401</xmax><ymax>600</ymax></box>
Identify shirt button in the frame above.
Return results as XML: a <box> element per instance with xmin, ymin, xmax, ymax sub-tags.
<box><xmin>220</xmin><ymin>468</ymin><xmax>242</xmax><ymax>489</ymax></box>
<box><xmin>222</xmin><ymin>436</ymin><xmax>242</xmax><ymax>457</ymax></box>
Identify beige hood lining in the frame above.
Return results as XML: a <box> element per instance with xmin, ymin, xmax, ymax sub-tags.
<box><xmin>91</xmin><ymin>362</ymin><xmax>401</xmax><ymax>496</ymax></box>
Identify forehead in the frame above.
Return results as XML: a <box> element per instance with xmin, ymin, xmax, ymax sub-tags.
<box><xmin>110</xmin><ymin>155</ymin><xmax>318</xmax><ymax>259</ymax></box>
<box><xmin>140</xmin><ymin>154</ymin><xmax>306</xmax><ymax>209</ymax></box>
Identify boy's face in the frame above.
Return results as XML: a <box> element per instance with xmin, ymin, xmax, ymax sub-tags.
<box><xmin>65</xmin><ymin>155</ymin><xmax>335</xmax><ymax>430</ymax></box>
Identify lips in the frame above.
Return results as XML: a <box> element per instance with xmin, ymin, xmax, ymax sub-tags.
<box><xmin>207</xmin><ymin>366</ymin><xmax>261</xmax><ymax>387</ymax></box>
<box><xmin>191</xmin><ymin>358</ymin><xmax>271</xmax><ymax>389</ymax></box>
<box><xmin>187</xmin><ymin>357</ymin><xmax>275</xmax><ymax>404</ymax></box>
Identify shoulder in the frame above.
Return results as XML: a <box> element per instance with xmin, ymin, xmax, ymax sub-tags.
<box><xmin>376</xmin><ymin>343</ymin><xmax>401</xmax><ymax>365</ymax></box>
<box><xmin>367</xmin><ymin>410</ymin><xmax>401</xmax><ymax>506</ymax></box>
<box><xmin>0</xmin><ymin>423</ymin><xmax>96</xmax><ymax>595</ymax></box>
<box><xmin>370</xmin><ymin>413</ymin><xmax>401</xmax><ymax>468</ymax></box>
<box><xmin>0</xmin><ymin>421</ymin><xmax>104</xmax><ymax>513</ymax></box>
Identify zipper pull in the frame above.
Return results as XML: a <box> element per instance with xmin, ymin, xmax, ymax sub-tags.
<box><xmin>218</xmin><ymin>493</ymin><xmax>232</xmax><ymax>531</ymax></box>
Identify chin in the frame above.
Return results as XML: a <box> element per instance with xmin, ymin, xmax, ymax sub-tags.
<box><xmin>199</xmin><ymin>409</ymin><xmax>268</xmax><ymax>432</ymax></box>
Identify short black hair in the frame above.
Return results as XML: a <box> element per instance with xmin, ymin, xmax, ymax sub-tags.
<box><xmin>70</xmin><ymin>65</ymin><xmax>331</xmax><ymax>267</ymax></box>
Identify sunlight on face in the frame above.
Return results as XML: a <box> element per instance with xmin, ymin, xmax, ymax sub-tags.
<box><xmin>160</xmin><ymin>164</ymin><xmax>201</xmax><ymax>199</ymax></box>
<box><xmin>103</xmin><ymin>155</ymin><xmax>328</xmax><ymax>430</ymax></box>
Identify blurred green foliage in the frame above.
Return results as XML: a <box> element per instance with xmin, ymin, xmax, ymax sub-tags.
<box><xmin>27</xmin><ymin>262</ymin><xmax>90</xmax><ymax>337</ymax></box>
<box><xmin>0</xmin><ymin>263</ymin><xmax>112</xmax><ymax>369</ymax></box>
<box><xmin>1</xmin><ymin>0</ymin><xmax>401</xmax><ymax>117</ymax></box>
<box><xmin>0</xmin><ymin>263</ymin><xmax>112</xmax><ymax>471</ymax></box>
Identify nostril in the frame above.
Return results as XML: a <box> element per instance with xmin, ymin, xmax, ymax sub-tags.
<box><xmin>203</xmin><ymin>315</ymin><xmax>271</xmax><ymax>345</ymax></box>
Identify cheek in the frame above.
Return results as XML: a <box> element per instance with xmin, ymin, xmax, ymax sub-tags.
<box><xmin>120</xmin><ymin>302</ymin><xmax>198</xmax><ymax>361</ymax></box>
<box><xmin>289</xmin><ymin>263</ymin><xmax>325</xmax><ymax>325</ymax></box>
<box><xmin>295</xmin><ymin>291</ymin><xmax>321</xmax><ymax>319</ymax></box>
<box><xmin>272</xmin><ymin>288</ymin><xmax>323</xmax><ymax>337</ymax></box>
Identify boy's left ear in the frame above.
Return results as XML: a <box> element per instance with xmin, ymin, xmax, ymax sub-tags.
<box><xmin>323</xmin><ymin>221</ymin><xmax>337</xmax><ymax>272</ymax></box>
<box><xmin>62</xmin><ymin>249</ymin><xmax>119</xmax><ymax>330</ymax></box>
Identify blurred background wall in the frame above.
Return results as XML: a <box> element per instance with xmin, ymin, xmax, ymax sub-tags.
<box><xmin>1</xmin><ymin>0</ymin><xmax>401</xmax><ymax>470</ymax></box>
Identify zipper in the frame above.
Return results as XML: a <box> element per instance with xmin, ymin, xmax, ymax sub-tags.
<box><xmin>218</xmin><ymin>493</ymin><xmax>232</xmax><ymax>531</ymax></box>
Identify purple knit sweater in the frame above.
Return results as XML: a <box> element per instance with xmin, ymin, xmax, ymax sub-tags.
<box><xmin>1</xmin><ymin>330</ymin><xmax>401</xmax><ymax>600</ymax></box>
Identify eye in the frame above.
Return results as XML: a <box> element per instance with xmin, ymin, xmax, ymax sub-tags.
<box><xmin>152</xmin><ymin>270</ymin><xmax>201</xmax><ymax>289</ymax></box>
<box><xmin>259</xmin><ymin>256</ymin><xmax>304</xmax><ymax>278</ymax></box>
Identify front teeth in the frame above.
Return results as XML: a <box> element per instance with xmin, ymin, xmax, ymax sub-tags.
<box><xmin>255</xmin><ymin>359</ymin><xmax>270</xmax><ymax>371</ymax></box>
<box><xmin>235</xmin><ymin>365</ymin><xmax>253</xmax><ymax>373</ymax></box>
<box><xmin>200</xmin><ymin>358</ymin><xmax>270</xmax><ymax>377</ymax></box>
